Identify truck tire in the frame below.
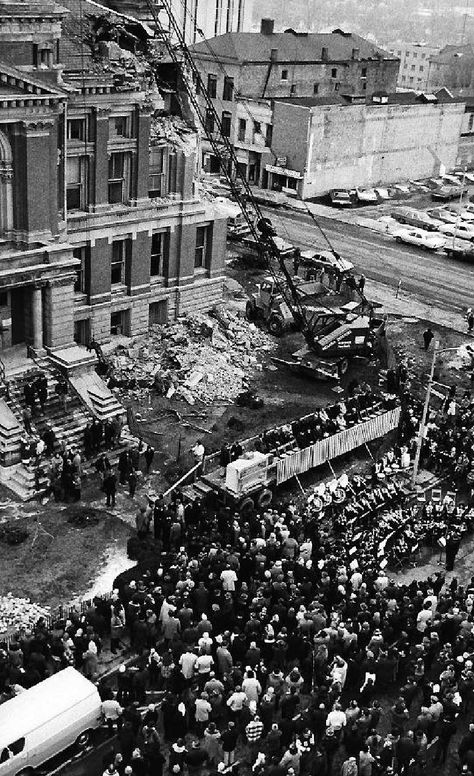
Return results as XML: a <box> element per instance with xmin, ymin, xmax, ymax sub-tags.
<box><xmin>268</xmin><ymin>315</ymin><xmax>284</xmax><ymax>336</ymax></box>
<box><xmin>16</xmin><ymin>770</ymin><xmax>34</xmax><ymax>776</ymax></box>
<box><xmin>246</xmin><ymin>300</ymin><xmax>256</xmax><ymax>321</ymax></box>
<box><xmin>338</xmin><ymin>358</ymin><xmax>349</xmax><ymax>377</ymax></box>
<box><xmin>257</xmin><ymin>488</ymin><xmax>273</xmax><ymax>509</ymax></box>
<box><xmin>239</xmin><ymin>497</ymin><xmax>254</xmax><ymax>516</ymax></box>
<box><xmin>395</xmin><ymin>236</ymin><xmax>403</xmax><ymax>243</ymax></box>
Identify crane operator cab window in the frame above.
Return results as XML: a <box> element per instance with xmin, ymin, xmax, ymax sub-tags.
<box><xmin>260</xmin><ymin>280</ymin><xmax>275</xmax><ymax>300</ymax></box>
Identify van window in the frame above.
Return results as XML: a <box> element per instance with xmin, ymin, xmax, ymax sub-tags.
<box><xmin>1</xmin><ymin>739</ymin><xmax>25</xmax><ymax>761</ymax></box>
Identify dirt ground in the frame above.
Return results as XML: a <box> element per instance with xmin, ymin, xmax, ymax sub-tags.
<box><xmin>0</xmin><ymin>503</ymin><xmax>132</xmax><ymax>609</ymax></box>
<box><xmin>387</xmin><ymin>314</ymin><xmax>474</xmax><ymax>401</ymax></box>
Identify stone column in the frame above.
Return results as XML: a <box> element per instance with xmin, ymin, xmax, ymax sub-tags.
<box><xmin>44</xmin><ymin>275</ymin><xmax>75</xmax><ymax>349</ymax></box>
<box><xmin>31</xmin><ymin>285</ymin><xmax>43</xmax><ymax>350</ymax></box>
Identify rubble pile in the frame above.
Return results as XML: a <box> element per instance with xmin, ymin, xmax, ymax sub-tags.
<box><xmin>0</xmin><ymin>594</ymin><xmax>50</xmax><ymax>637</ymax></box>
<box><xmin>150</xmin><ymin>116</ymin><xmax>197</xmax><ymax>156</ymax></box>
<box><xmin>110</xmin><ymin>305</ymin><xmax>276</xmax><ymax>405</ymax></box>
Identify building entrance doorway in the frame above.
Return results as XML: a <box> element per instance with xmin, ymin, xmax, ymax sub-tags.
<box><xmin>10</xmin><ymin>288</ymin><xmax>25</xmax><ymax>345</ymax></box>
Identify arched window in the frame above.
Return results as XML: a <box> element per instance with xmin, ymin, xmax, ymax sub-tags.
<box><xmin>0</xmin><ymin>130</ymin><xmax>13</xmax><ymax>236</ymax></box>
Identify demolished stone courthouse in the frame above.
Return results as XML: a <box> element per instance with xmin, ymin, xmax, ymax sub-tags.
<box><xmin>0</xmin><ymin>0</ymin><xmax>227</xmax><ymax>352</ymax></box>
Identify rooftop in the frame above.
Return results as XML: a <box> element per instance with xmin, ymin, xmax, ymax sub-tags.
<box><xmin>272</xmin><ymin>89</ymin><xmax>464</xmax><ymax>109</ymax></box>
<box><xmin>190</xmin><ymin>29</ymin><xmax>395</xmax><ymax>64</ymax></box>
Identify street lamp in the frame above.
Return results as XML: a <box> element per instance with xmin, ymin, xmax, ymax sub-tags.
<box><xmin>411</xmin><ymin>341</ymin><xmax>459</xmax><ymax>487</ymax></box>
<box><xmin>452</xmin><ymin>166</ymin><xmax>467</xmax><ymax>249</ymax></box>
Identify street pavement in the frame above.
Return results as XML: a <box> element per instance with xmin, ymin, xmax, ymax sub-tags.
<box><xmin>263</xmin><ymin>206</ymin><xmax>474</xmax><ymax>317</ymax></box>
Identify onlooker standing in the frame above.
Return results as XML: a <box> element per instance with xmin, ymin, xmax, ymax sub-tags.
<box><xmin>221</xmin><ymin>721</ymin><xmax>238</xmax><ymax>765</ymax></box>
<box><xmin>101</xmin><ymin>693</ymin><xmax>123</xmax><ymax>737</ymax></box>
<box><xmin>103</xmin><ymin>468</ymin><xmax>117</xmax><ymax>508</ymax></box>
<box><xmin>422</xmin><ymin>327</ymin><xmax>434</xmax><ymax>351</ymax></box>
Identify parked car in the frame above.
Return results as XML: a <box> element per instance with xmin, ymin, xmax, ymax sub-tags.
<box><xmin>437</xmin><ymin>221</ymin><xmax>474</xmax><ymax>241</ymax></box>
<box><xmin>442</xmin><ymin>174</ymin><xmax>463</xmax><ymax>184</ymax></box>
<box><xmin>427</xmin><ymin>208</ymin><xmax>458</xmax><ymax>225</ymax></box>
<box><xmin>355</xmin><ymin>187</ymin><xmax>378</xmax><ymax>204</ymax></box>
<box><xmin>393</xmin><ymin>228</ymin><xmax>445</xmax><ymax>251</ymax></box>
<box><xmin>299</xmin><ymin>249</ymin><xmax>354</xmax><ymax>274</ymax></box>
<box><xmin>329</xmin><ymin>189</ymin><xmax>353</xmax><ymax>207</ymax></box>
<box><xmin>442</xmin><ymin>203</ymin><xmax>474</xmax><ymax>222</ymax></box>
<box><xmin>444</xmin><ymin>242</ymin><xmax>474</xmax><ymax>262</ymax></box>
<box><xmin>240</xmin><ymin>235</ymin><xmax>296</xmax><ymax>259</ymax></box>
<box><xmin>431</xmin><ymin>184</ymin><xmax>467</xmax><ymax>201</ymax></box>
<box><xmin>391</xmin><ymin>207</ymin><xmax>441</xmax><ymax>231</ymax></box>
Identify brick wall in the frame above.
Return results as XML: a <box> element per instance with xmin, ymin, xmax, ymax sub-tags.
<box><xmin>302</xmin><ymin>100</ymin><xmax>464</xmax><ymax>198</ymax></box>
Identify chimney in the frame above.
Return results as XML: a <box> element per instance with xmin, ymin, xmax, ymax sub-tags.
<box><xmin>351</xmin><ymin>47</ymin><xmax>360</xmax><ymax>59</ymax></box>
<box><xmin>260</xmin><ymin>18</ymin><xmax>274</xmax><ymax>35</ymax></box>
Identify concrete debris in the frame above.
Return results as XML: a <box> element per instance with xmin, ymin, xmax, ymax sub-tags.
<box><xmin>150</xmin><ymin>116</ymin><xmax>197</xmax><ymax>156</ymax></box>
<box><xmin>109</xmin><ymin>305</ymin><xmax>276</xmax><ymax>405</ymax></box>
<box><xmin>0</xmin><ymin>593</ymin><xmax>50</xmax><ymax>636</ymax></box>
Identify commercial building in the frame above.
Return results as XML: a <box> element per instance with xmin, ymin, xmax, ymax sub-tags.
<box><xmin>191</xmin><ymin>22</ymin><xmax>399</xmax><ymax>182</ymax></box>
<box><xmin>387</xmin><ymin>42</ymin><xmax>439</xmax><ymax>91</ymax></box>
<box><xmin>0</xmin><ymin>0</ymin><xmax>226</xmax><ymax>354</ymax></box>
<box><xmin>266</xmin><ymin>91</ymin><xmax>464</xmax><ymax>199</ymax></box>
<box><xmin>170</xmin><ymin>0</ymin><xmax>253</xmax><ymax>45</ymax></box>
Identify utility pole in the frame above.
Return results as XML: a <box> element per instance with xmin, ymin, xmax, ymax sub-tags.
<box><xmin>412</xmin><ymin>343</ymin><xmax>459</xmax><ymax>487</ymax></box>
<box><xmin>452</xmin><ymin>166</ymin><xmax>467</xmax><ymax>248</ymax></box>
<box><xmin>412</xmin><ymin>340</ymin><xmax>438</xmax><ymax>488</ymax></box>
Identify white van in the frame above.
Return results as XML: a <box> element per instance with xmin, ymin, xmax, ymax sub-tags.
<box><xmin>0</xmin><ymin>667</ymin><xmax>103</xmax><ymax>775</ymax></box>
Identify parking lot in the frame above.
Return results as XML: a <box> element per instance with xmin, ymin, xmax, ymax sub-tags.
<box><xmin>320</xmin><ymin>172</ymin><xmax>474</xmax><ymax>259</ymax></box>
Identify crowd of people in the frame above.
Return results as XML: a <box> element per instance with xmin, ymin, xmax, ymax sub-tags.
<box><xmin>2</xmin><ymin>468</ymin><xmax>474</xmax><ymax>776</ymax></box>
<box><xmin>3</xmin><ymin>352</ymin><xmax>474</xmax><ymax>776</ymax></box>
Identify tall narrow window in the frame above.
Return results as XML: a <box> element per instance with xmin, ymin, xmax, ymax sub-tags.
<box><xmin>223</xmin><ymin>76</ymin><xmax>234</xmax><ymax>101</ymax></box>
<box><xmin>111</xmin><ymin>240</ymin><xmax>128</xmax><ymax>285</ymax></box>
<box><xmin>108</xmin><ymin>153</ymin><xmax>129</xmax><ymax>204</ymax></box>
<box><xmin>150</xmin><ymin>232</ymin><xmax>167</xmax><ymax>277</ymax></box>
<box><xmin>149</xmin><ymin>146</ymin><xmax>166</xmax><ymax>198</ymax></box>
<box><xmin>73</xmin><ymin>246</ymin><xmax>88</xmax><ymax>294</ymax></box>
<box><xmin>221</xmin><ymin>112</ymin><xmax>232</xmax><ymax>137</ymax></box>
<box><xmin>205</xmin><ymin>109</ymin><xmax>215</xmax><ymax>134</ymax></box>
<box><xmin>66</xmin><ymin>157</ymin><xmax>88</xmax><ymax>211</ymax></box>
<box><xmin>238</xmin><ymin>118</ymin><xmax>247</xmax><ymax>142</ymax></box>
<box><xmin>207</xmin><ymin>74</ymin><xmax>217</xmax><ymax>98</ymax></box>
<box><xmin>194</xmin><ymin>225</ymin><xmax>210</xmax><ymax>269</ymax></box>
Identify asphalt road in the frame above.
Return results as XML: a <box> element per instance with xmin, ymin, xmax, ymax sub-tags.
<box><xmin>262</xmin><ymin>206</ymin><xmax>474</xmax><ymax>312</ymax></box>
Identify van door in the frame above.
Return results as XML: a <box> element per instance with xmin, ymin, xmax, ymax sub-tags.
<box><xmin>0</xmin><ymin>737</ymin><xmax>27</xmax><ymax>775</ymax></box>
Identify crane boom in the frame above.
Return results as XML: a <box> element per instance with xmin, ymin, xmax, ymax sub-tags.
<box><xmin>146</xmin><ymin>0</ymin><xmax>316</xmax><ymax>343</ymax></box>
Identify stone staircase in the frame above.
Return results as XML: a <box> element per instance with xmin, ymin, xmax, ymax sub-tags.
<box><xmin>5</xmin><ymin>365</ymin><xmax>92</xmax><ymax>456</ymax></box>
<box><xmin>0</xmin><ymin>354</ymin><xmax>134</xmax><ymax>500</ymax></box>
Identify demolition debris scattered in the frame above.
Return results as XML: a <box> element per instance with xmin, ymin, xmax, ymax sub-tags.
<box><xmin>109</xmin><ymin>305</ymin><xmax>276</xmax><ymax>405</ymax></box>
<box><xmin>0</xmin><ymin>594</ymin><xmax>50</xmax><ymax>638</ymax></box>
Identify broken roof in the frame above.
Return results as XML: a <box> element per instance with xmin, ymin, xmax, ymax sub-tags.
<box><xmin>190</xmin><ymin>30</ymin><xmax>394</xmax><ymax>64</ymax></box>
